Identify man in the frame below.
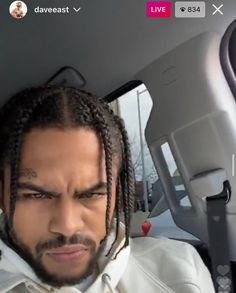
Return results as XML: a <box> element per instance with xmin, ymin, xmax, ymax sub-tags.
<box><xmin>0</xmin><ymin>86</ymin><xmax>215</xmax><ymax>292</ymax></box>
<box><xmin>10</xmin><ymin>2</ymin><xmax>26</xmax><ymax>19</ymax></box>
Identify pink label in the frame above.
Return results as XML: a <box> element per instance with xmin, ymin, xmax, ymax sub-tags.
<box><xmin>146</xmin><ymin>2</ymin><xmax>171</xmax><ymax>18</ymax></box>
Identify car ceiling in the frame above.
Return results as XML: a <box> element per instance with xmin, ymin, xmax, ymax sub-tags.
<box><xmin>0</xmin><ymin>0</ymin><xmax>236</xmax><ymax>106</ymax></box>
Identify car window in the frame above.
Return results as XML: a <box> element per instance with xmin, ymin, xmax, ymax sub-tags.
<box><xmin>110</xmin><ymin>84</ymin><xmax>198</xmax><ymax>240</ymax></box>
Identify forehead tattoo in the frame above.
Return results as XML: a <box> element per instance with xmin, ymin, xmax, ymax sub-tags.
<box><xmin>19</xmin><ymin>168</ymin><xmax>37</xmax><ymax>180</ymax></box>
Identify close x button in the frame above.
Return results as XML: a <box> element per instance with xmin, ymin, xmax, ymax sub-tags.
<box><xmin>212</xmin><ymin>4</ymin><xmax>223</xmax><ymax>15</ymax></box>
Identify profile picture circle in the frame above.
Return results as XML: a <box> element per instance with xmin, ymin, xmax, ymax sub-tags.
<box><xmin>9</xmin><ymin>1</ymin><xmax>27</xmax><ymax>19</ymax></box>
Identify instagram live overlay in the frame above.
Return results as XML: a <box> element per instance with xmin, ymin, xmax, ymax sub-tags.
<box><xmin>9</xmin><ymin>1</ymin><xmax>224</xmax><ymax>19</ymax></box>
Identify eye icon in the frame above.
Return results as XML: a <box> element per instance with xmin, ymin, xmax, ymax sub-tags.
<box><xmin>180</xmin><ymin>7</ymin><xmax>186</xmax><ymax>12</ymax></box>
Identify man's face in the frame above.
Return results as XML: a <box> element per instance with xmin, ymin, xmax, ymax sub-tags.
<box><xmin>1</xmin><ymin>128</ymin><xmax>118</xmax><ymax>287</ymax></box>
<box><xmin>16</xmin><ymin>2</ymin><xmax>22</xmax><ymax>8</ymax></box>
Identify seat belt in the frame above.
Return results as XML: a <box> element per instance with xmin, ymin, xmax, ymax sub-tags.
<box><xmin>206</xmin><ymin>181</ymin><xmax>234</xmax><ymax>293</ymax></box>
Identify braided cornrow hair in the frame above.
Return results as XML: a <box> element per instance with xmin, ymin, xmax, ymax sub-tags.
<box><xmin>0</xmin><ymin>85</ymin><xmax>134</xmax><ymax>255</ymax></box>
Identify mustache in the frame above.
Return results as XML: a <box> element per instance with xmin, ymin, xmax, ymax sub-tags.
<box><xmin>35</xmin><ymin>234</ymin><xmax>97</xmax><ymax>256</ymax></box>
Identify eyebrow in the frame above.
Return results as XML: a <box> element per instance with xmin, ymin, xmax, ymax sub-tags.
<box><xmin>17</xmin><ymin>182</ymin><xmax>60</xmax><ymax>197</ymax></box>
<box><xmin>17</xmin><ymin>182</ymin><xmax>108</xmax><ymax>197</ymax></box>
<box><xmin>74</xmin><ymin>182</ymin><xmax>107</xmax><ymax>196</ymax></box>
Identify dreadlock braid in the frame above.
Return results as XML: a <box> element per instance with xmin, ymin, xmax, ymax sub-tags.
<box><xmin>84</xmin><ymin>103</ymin><xmax>113</xmax><ymax>236</ymax></box>
<box><xmin>0</xmin><ymin>85</ymin><xmax>135</xmax><ymax>256</ymax></box>
<box><xmin>106</xmin><ymin>179</ymin><xmax>122</xmax><ymax>258</ymax></box>
<box><xmin>8</xmin><ymin>89</ymin><xmax>63</xmax><ymax>226</ymax></box>
<box><xmin>91</xmin><ymin>98</ymin><xmax>134</xmax><ymax>252</ymax></box>
<box><xmin>95</xmin><ymin>99</ymin><xmax>135</xmax><ymax>232</ymax></box>
<box><xmin>64</xmin><ymin>89</ymin><xmax>114</xmax><ymax>236</ymax></box>
<box><xmin>114</xmin><ymin>116</ymin><xmax>135</xmax><ymax>248</ymax></box>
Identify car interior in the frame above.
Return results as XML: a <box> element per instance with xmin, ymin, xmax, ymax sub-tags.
<box><xmin>1</xmin><ymin>0</ymin><xmax>236</xmax><ymax>291</ymax></box>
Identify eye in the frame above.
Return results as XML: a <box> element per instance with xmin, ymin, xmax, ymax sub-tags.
<box><xmin>22</xmin><ymin>193</ymin><xmax>52</xmax><ymax>200</ymax></box>
<box><xmin>79</xmin><ymin>193</ymin><xmax>106</xmax><ymax>200</ymax></box>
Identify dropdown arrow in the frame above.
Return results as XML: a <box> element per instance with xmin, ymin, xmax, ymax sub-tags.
<box><xmin>73</xmin><ymin>7</ymin><xmax>81</xmax><ymax>13</ymax></box>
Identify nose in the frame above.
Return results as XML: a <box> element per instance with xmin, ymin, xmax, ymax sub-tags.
<box><xmin>49</xmin><ymin>199</ymin><xmax>85</xmax><ymax>237</ymax></box>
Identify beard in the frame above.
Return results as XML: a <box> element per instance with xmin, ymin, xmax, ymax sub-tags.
<box><xmin>1</xmin><ymin>215</ymin><xmax>110</xmax><ymax>288</ymax></box>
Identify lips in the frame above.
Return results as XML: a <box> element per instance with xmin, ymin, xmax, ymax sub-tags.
<box><xmin>46</xmin><ymin>245</ymin><xmax>89</xmax><ymax>262</ymax></box>
<box><xmin>47</xmin><ymin>244</ymin><xmax>88</xmax><ymax>254</ymax></box>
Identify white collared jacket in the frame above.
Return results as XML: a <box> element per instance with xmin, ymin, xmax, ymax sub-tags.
<box><xmin>0</xmin><ymin>221</ymin><xmax>215</xmax><ymax>293</ymax></box>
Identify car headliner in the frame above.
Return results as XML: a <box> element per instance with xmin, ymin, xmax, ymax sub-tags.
<box><xmin>0</xmin><ymin>0</ymin><xmax>236</xmax><ymax>105</ymax></box>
